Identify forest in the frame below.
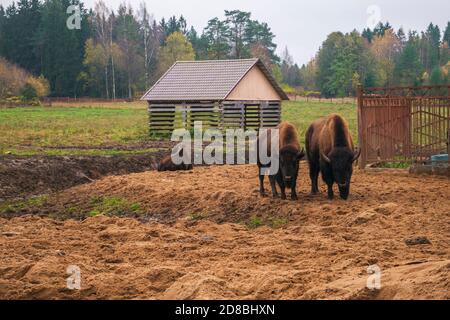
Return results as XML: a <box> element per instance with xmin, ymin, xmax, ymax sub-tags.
<box><xmin>0</xmin><ymin>0</ymin><xmax>449</xmax><ymax>100</ymax></box>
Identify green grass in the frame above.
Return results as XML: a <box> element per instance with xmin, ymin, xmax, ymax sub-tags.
<box><xmin>0</xmin><ymin>195</ymin><xmax>48</xmax><ymax>214</ymax></box>
<box><xmin>0</xmin><ymin>103</ymin><xmax>149</xmax><ymax>155</ymax></box>
<box><xmin>0</xmin><ymin>100</ymin><xmax>357</xmax><ymax>156</ymax></box>
<box><xmin>88</xmin><ymin>196</ymin><xmax>142</xmax><ymax>217</ymax></box>
<box><xmin>247</xmin><ymin>216</ymin><xmax>264</xmax><ymax>229</ymax></box>
<box><xmin>282</xmin><ymin>100</ymin><xmax>357</xmax><ymax>145</ymax></box>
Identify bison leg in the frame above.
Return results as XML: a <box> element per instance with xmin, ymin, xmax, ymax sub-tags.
<box><xmin>269</xmin><ymin>175</ymin><xmax>279</xmax><ymax>198</ymax></box>
<box><xmin>291</xmin><ymin>189</ymin><xmax>298</xmax><ymax>200</ymax></box>
<box><xmin>321</xmin><ymin>163</ymin><xmax>334</xmax><ymax>200</ymax></box>
<box><xmin>275</xmin><ymin>174</ymin><xmax>287</xmax><ymax>200</ymax></box>
<box><xmin>258</xmin><ymin>173</ymin><xmax>267</xmax><ymax>197</ymax></box>
<box><xmin>326</xmin><ymin>183</ymin><xmax>334</xmax><ymax>200</ymax></box>
<box><xmin>309</xmin><ymin>162</ymin><xmax>320</xmax><ymax>195</ymax></box>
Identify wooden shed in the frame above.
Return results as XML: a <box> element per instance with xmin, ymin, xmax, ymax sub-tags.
<box><xmin>141</xmin><ymin>58</ymin><xmax>288</xmax><ymax>133</ymax></box>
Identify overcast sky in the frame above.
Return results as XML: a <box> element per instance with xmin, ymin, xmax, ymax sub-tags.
<box><xmin>1</xmin><ymin>0</ymin><xmax>449</xmax><ymax>65</ymax></box>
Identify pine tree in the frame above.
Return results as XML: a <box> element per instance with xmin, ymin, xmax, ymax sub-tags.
<box><xmin>187</xmin><ymin>27</ymin><xmax>208</xmax><ymax>60</ymax></box>
<box><xmin>421</xmin><ymin>23</ymin><xmax>441</xmax><ymax>72</ymax></box>
<box><xmin>38</xmin><ymin>0</ymin><xmax>89</xmax><ymax>96</ymax></box>
<box><xmin>224</xmin><ymin>10</ymin><xmax>251</xmax><ymax>59</ymax></box>
<box><xmin>0</xmin><ymin>5</ymin><xmax>5</xmax><ymax>54</ymax></box>
<box><xmin>394</xmin><ymin>32</ymin><xmax>423</xmax><ymax>86</ymax></box>
<box><xmin>204</xmin><ymin>17</ymin><xmax>230</xmax><ymax>60</ymax></box>
<box><xmin>443</xmin><ymin>22</ymin><xmax>450</xmax><ymax>46</ymax></box>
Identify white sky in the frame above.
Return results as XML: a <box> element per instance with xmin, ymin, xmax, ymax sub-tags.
<box><xmin>1</xmin><ymin>0</ymin><xmax>449</xmax><ymax>65</ymax></box>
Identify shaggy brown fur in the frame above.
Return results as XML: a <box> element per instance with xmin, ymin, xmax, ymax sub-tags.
<box><xmin>157</xmin><ymin>155</ymin><xmax>193</xmax><ymax>172</ymax></box>
<box><xmin>305</xmin><ymin>114</ymin><xmax>359</xmax><ymax>200</ymax></box>
<box><xmin>258</xmin><ymin>121</ymin><xmax>305</xmax><ymax>200</ymax></box>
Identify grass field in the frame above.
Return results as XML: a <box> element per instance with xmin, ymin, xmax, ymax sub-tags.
<box><xmin>0</xmin><ymin>100</ymin><xmax>357</xmax><ymax>156</ymax></box>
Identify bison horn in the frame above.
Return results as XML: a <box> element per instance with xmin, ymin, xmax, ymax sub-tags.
<box><xmin>352</xmin><ymin>148</ymin><xmax>362</xmax><ymax>163</ymax></box>
<box><xmin>321</xmin><ymin>152</ymin><xmax>331</xmax><ymax>163</ymax></box>
<box><xmin>297</xmin><ymin>148</ymin><xmax>306</xmax><ymax>160</ymax></box>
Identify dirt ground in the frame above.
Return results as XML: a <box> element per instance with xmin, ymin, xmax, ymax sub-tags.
<box><xmin>0</xmin><ymin>165</ymin><xmax>449</xmax><ymax>299</ymax></box>
<box><xmin>0</xmin><ymin>141</ymin><xmax>174</xmax><ymax>201</ymax></box>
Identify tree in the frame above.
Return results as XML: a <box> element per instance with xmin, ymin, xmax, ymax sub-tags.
<box><xmin>299</xmin><ymin>59</ymin><xmax>318</xmax><ymax>91</ymax></box>
<box><xmin>39</xmin><ymin>0</ymin><xmax>89</xmax><ymax>96</ymax></box>
<box><xmin>373</xmin><ymin>22</ymin><xmax>392</xmax><ymax>37</ymax></box>
<box><xmin>370</xmin><ymin>28</ymin><xmax>402</xmax><ymax>86</ymax></box>
<box><xmin>91</xmin><ymin>1</ymin><xmax>113</xmax><ymax>98</ymax></box>
<box><xmin>138</xmin><ymin>2</ymin><xmax>160</xmax><ymax>88</ymax></box>
<box><xmin>187</xmin><ymin>26</ymin><xmax>208</xmax><ymax>60</ymax></box>
<box><xmin>115</xmin><ymin>3</ymin><xmax>142</xmax><ymax>99</ymax></box>
<box><xmin>444</xmin><ymin>22</ymin><xmax>450</xmax><ymax>46</ymax></box>
<box><xmin>0</xmin><ymin>0</ymin><xmax>41</xmax><ymax>74</ymax></box>
<box><xmin>224</xmin><ymin>10</ymin><xmax>251</xmax><ymax>59</ymax></box>
<box><xmin>245</xmin><ymin>20</ymin><xmax>277</xmax><ymax>63</ymax></box>
<box><xmin>429</xmin><ymin>66</ymin><xmax>443</xmax><ymax>85</ymax></box>
<box><xmin>317</xmin><ymin>32</ymin><xmax>344</xmax><ymax>97</ymax></box>
<box><xmin>280</xmin><ymin>47</ymin><xmax>301</xmax><ymax>86</ymax></box>
<box><xmin>393</xmin><ymin>32</ymin><xmax>423</xmax><ymax>86</ymax></box>
<box><xmin>158</xmin><ymin>31</ymin><xmax>195</xmax><ymax>74</ymax></box>
<box><xmin>0</xmin><ymin>5</ymin><xmax>5</xmax><ymax>54</ymax></box>
<box><xmin>420</xmin><ymin>23</ymin><xmax>441</xmax><ymax>72</ymax></box>
<box><xmin>203</xmin><ymin>17</ymin><xmax>230</xmax><ymax>59</ymax></box>
<box><xmin>362</xmin><ymin>28</ymin><xmax>374</xmax><ymax>43</ymax></box>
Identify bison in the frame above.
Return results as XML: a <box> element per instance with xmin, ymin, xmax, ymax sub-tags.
<box><xmin>156</xmin><ymin>148</ymin><xmax>193</xmax><ymax>172</ymax></box>
<box><xmin>305</xmin><ymin>114</ymin><xmax>360</xmax><ymax>200</ymax></box>
<box><xmin>258</xmin><ymin>121</ymin><xmax>305</xmax><ymax>200</ymax></box>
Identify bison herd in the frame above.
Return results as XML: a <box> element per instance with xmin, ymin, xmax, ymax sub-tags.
<box><xmin>157</xmin><ymin>113</ymin><xmax>360</xmax><ymax>201</ymax></box>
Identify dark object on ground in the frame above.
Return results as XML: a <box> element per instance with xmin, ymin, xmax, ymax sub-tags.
<box><xmin>405</xmin><ymin>237</ymin><xmax>431</xmax><ymax>246</ymax></box>
<box><xmin>157</xmin><ymin>154</ymin><xmax>193</xmax><ymax>172</ymax></box>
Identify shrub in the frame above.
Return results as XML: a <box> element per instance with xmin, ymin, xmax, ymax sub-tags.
<box><xmin>20</xmin><ymin>83</ymin><xmax>38</xmax><ymax>102</ymax></box>
<box><xmin>0</xmin><ymin>57</ymin><xmax>50</xmax><ymax>103</ymax></box>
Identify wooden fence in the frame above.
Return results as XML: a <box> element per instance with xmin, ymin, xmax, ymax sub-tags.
<box><xmin>357</xmin><ymin>85</ymin><xmax>450</xmax><ymax>168</ymax></box>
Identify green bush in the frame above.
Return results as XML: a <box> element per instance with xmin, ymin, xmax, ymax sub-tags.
<box><xmin>20</xmin><ymin>83</ymin><xmax>38</xmax><ymax>102</ymax></box>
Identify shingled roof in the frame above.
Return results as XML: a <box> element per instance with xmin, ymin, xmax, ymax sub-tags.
<box><xmin>141</xmin><ymin>58</ymin><xmax>288</xmax><ymax>102</ymax></box>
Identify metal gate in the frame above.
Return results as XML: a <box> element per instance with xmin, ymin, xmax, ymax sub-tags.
<box><xmin>357</xmin><ymin>85</ymin><xmax>450</xmax><ymax>168</ymax></box>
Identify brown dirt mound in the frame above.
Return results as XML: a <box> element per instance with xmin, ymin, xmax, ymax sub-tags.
<box><xmin>0</xmin><ymin>165</ymin><xmax>449</xmax><ymax>299</ymax></box>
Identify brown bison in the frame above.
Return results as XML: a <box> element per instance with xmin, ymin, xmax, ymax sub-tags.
<box><xmin>305</xmin><ymin>114</ymin><xmax>360</xmax><ymax>200</ymax></box>
<box><xmin>156</xmin><ymin>148</ymin><xmax>193</xmax><ymax>172</ymax></box>
<box><xmin>258</xmin><ymin>121</ymin><xmax>305</xmax><ymax>200</ymax></box>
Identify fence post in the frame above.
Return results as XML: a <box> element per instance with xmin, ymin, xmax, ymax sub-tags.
<box><xmin>357</xmin><ymin>85</ymin><xmax>366</xmax><ymax>169</ymax></box>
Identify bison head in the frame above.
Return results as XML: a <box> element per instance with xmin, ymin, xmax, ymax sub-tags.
<box><xmin>279</xmin><ymin>146</ymin><xmax>306</xmax><ymax>187</ymax></box>
<box><xmin>321</xmin><ymin>147</ymin><xmax>360</xmax><ymax>199</ymax></box>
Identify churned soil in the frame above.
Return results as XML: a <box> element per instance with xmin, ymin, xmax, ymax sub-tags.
<box><xmin>0</xmin><ymin>165</ymin><xmax>449</xmax><ymax>299</ymax></box>
<box><xmin>0</xmin><ymin>151</ymin><xmax>168</xmax><ymax>201</ymax></box>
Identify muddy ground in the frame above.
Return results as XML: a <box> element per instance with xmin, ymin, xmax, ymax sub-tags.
<box><xmin>0</xmin><ymin>164</ymin><xmax>449</xmax><ymax>299</ymax></box>
<box><xmin>0</xmin><ymin>141</ymin><xmax>175</xmax><ymax>201</ymax></box>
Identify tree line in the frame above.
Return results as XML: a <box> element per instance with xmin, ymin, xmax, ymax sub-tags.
<box><xmin>0</xmin><ymin>1</ymin><xmax>449</xmax><ymax>99</ymax></box>
<box><xmin>295</xmin><ymin>22</ymin><xmax>450</xmax><ymax>97</ymax></box>
<box><xmin>0</xmin><ymin>0</ymin><xmax>279</xmax><ymax>98</ymax></box>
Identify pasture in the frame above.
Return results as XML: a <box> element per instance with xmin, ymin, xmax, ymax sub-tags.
<box><xmin>0</xmin><ymin>100</ymin><xmax>356</xmax><ymax>156</ymax></box>
<box><xmin>0</xmin><ymin>100</ymin><xmax>449</xmax><ymax>300</ymax></box>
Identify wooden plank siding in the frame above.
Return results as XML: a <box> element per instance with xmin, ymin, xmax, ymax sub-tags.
<box><xmin>148</xmin><ymin>101</ymin><xmax>281</xmax><ymax>134</ymax></box>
